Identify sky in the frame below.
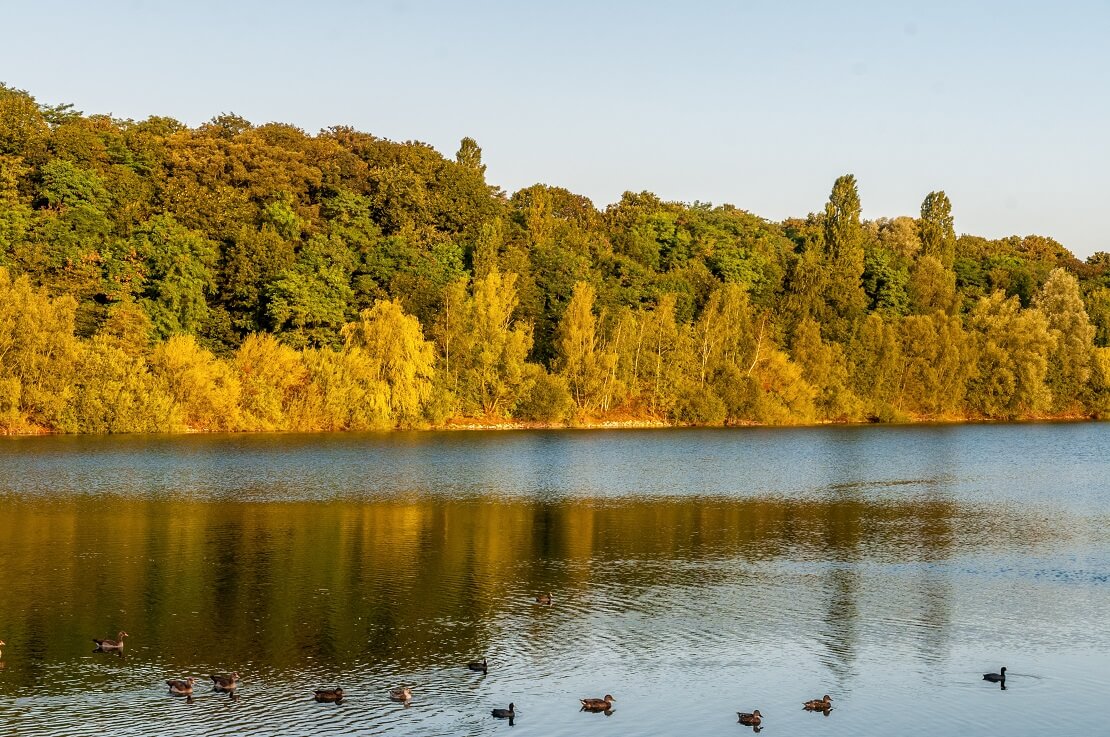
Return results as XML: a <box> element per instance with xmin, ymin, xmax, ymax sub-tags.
<box><xmin>2</xmin><ymin>0</ymin><xmax>1108</xmax><ymax>257</ymax></box>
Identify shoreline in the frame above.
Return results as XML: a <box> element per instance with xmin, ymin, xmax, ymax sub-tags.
<box><xmin>0</xmin><ymin>413</ymin><xmax>1100</xmax><ymax>437</ymax></box>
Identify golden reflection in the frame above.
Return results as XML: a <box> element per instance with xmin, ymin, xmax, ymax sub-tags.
<box><xmin>0</xmin><ymin>493</ymin><xmax>1054</xmax><ymax>691</ymax></box>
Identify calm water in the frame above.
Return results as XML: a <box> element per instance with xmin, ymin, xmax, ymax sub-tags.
<box><xmin>0</xmin><ymin>424</ymin><xmax>1108</xmax><ymax>736</ymax></box>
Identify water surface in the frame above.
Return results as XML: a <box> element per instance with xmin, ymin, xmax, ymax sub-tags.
<box><xmin>0</xmin><ymin>424</ymin><xmax>1107</xmax><ymax>736</ymax></box>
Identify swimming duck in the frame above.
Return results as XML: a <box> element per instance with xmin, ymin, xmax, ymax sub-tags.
<box><xmin>580</xmin><ymin>694</ymin><xmax>615</xmax><ymax>711</ymax></box>
<box><xmin>313</xmin><ymin>687</ymin><xmax>345</xmax><ymax>703</ymax></box>
<box><xmin>536</xmin><ymin>592</ymin><xmax>552</xmax><ymax>605</ymax></box>
<box><xmin>468</xmin><ymin>658</ymin><xmax>488</xmax><ymax>673</ymax></box>
<box><xmin>166</xmin><ymin>677</ymin><xmax>196</xmax><ymax>696</ymax></box>
<box><xmin>93</xmin><ymin>632</ymin><xmax>128</xmax><ymax>651</ymax></box>
<box><xmin>389</xmin><ymin>685</ymin><xmax>413</xmax><ymax>702</ymax></box>
<box><xmin>737</xmin><ymin>709</ymin><xmax>762</xmax><ymax>727</ymax></box>
<box><xmin>210</xmin><ymin>672</ymin><xmax>240</xmax><ymax>692</ymax></box>
<box><xmin>803</xmin><ymin>695</ymin><xmax>832</xmax><ymax>710</ymax></box>
<box><xmin>491</xmin><ymin>703</ymin><xmax>515</xmax><ymax>719</ymax></box>
<box><xmin>983</xmin><ymin>667</ymin><xmax>1007</xmax><ymax>683</ymax></box>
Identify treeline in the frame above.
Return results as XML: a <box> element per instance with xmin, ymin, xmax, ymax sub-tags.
<box><xmin>1</xmin><ymin>83</ymin><xmax>1109</xmax><ymax>433</ymax></box>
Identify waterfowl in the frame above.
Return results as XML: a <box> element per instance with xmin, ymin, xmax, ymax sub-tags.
<box><xmin>468</xmin><ymin>658</ymin><xmax>488</xmax><ymax>673</ymax></box>
<box><xmin>93</xmin><ymin>631</ymin><xmax>128</xmax><ymax>651</ymax></box>
<box><xmin>580</xmin><ymin>694</ymin><xmax>615</xmax><ymax>711</ymax></box>
<box><xmin>210</xmin><ymin>672</ymin><xmax>240</xmax><ymax>692</ymax></box>
<box><xmin>166</xmin><ymin>677</ymin><xmax>196</xmax><ymax>696</ymax></box>
<box><xmin>313</xmin><ymin>687</ymin><xmax>345</xmax><ymax>703</ymax></box>
<box><xmin>389</xmin><ymin>685</ymin><xmax>413</xmax><ymax>702</ymax></box>
<box><xmin>983</xmin><ymin>667</ymin><xmax>1007</xmax><ymax>683</ymax></box>
<box><xmin>491</xmin><ymin>703</ymin><xmax>515</xmax><ymax>719</ymax></box>
<box><xmin>737</xmin><ymin>709</ymin><xmax>762</xmax><ymax>727</ymax></box>
<box><xmin>803</xmin><ymin>695</ymin><xmax>832</xmax><ymax>711</ymax></box>
<box><xmin>536</xmin><ymin>592</ymin><xmax>552</xmax><ymax>605</ymax></box>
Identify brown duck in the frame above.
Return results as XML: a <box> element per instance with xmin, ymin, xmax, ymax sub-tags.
<box><xmin>535</xmin><ymin>592</ymin><xmax>553</xmax><ymax>605</ymax></box>
<box><xmin>313</xmin><ymin>687</ymin><xmax>344</xmax><ymax>703</ymax></box>
<box><xmin>210</xmin><ymin>672</ymin><xmax>240</xmax><ymax>691</ymax></box>
<box><xmin>467</xmin><ymin>657</ymin><xmax>488</xmax><ymax>673</ymax></box>
<box><xmin>389</xmin><ymin>685</ymin><xmax>413</xmax><ymax>702</ymax></box>
<box><xmin>737</xmin><ymin>709</ymin><xmax>762</xmax><ymax>727</ymax></box>
<box><xmin>93</xmin><ymin>632</ymin><xmax>128</xmax><ymax>651</ymax></box>
<box><xmin>166</xmin><ymin>677</ymin><xmax>196</xmax><ymax>696</ymax></box>
<box><xmin>580</xmin><ymin>694</ymin><xmax>615</xmax><ymax>711</ymax></box>
<box><xmin>804</xmin><ymin>695</ymin><xmax>832</xmax><ymax>711</ymax></box>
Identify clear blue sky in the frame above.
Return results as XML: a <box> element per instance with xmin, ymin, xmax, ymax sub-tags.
<box><xmin>3</xmin><ymin>0</ymin><xmax>1107</xmax><ymax>257</ymax></box>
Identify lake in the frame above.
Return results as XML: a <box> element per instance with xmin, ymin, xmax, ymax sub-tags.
<box><xmin>0</xmin><ymin>423</ymin><xmax>1107</xmax><ymax>736</ymax></box>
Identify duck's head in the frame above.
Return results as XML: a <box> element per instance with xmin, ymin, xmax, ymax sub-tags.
<box><xmin>231</xmin><ymin>672</ymin><xmax>240</xmax><ymax>680</ymax></box>
<box><xmin>1000</xmin><ymin>667</ymin><xmax>1007</xmax><ymax>674</ymax></box>
<box><xmin>336</xmin><ymin>688</ymin><xmax>345</xmax><ymax>696</ymax></box>
<box><xmin>508</xmin><ymin>703</ymin><xmax>515</xmax><ymax>711</ymax></box>
<box><xmin>186</xmin><ymin>677</ymin><xmax>197</xmax><ymax>686</ymax></box>
<box><xmin>604</xmin><ymin>695</ymin><xmax>615</xmax><ymax>702</ymax></box>
<box><xmin>118</xmin><ymin>632</ymin><xmax>129</xmax><ymax>640</ymax></box>
<box><xmin>752</xmin><ymin>710</ymin><xmax>762</xmax><ymax>717</ymax></box>
<box><xmin>0</xmin><ymin>640</ymin><xmax>5</xmax><ymax>647</ymax></box>
<box><xmin>823</xmin><ymin>695</ymin><xmax>832</xmax><ymax>702</ymax></box>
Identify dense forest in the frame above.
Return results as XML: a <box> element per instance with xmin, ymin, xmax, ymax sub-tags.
<box><xmin>1</xmin><ymin>83</ymin><xmax>1108</xmax><ymax>433</ymax></box>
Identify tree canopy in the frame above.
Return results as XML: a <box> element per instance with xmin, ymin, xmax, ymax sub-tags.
<box><xmin>0</xmin><ymin>83</ymin><xmax>1107</xmax><ymax>432</ymax></box>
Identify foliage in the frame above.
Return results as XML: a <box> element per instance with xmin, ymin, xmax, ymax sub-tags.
<box><xmin>0</xmin><ymin>89</ymin><xmax>1106</xmax><ymax>432</ymax></box>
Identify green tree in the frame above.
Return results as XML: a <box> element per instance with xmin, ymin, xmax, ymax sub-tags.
<box><xmin>821</xmin><ymin>175</ymin><xmax>868</xmax><ymax>340</ymax></box>
<box><xmin>919</xmin><ymin>191</ymin><xmax>956</xmax><ymax>268</ymax></box>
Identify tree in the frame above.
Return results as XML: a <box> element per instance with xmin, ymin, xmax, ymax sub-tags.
<box><xmin>555</xmin><ymin>282</ymin><xmax>615</xmax><ymax>414</ymax></box>
<box><xmin>821</xmin><ymin>175</ymin><xmax>868</xmax><ymax>340</ymax></box>
<box><xmin>131</xmin><ymin>215</ymin><xmax>218</xmax><ymax>338</ymax></box>
<box><xmin>965</xmin><ymin>292</ymin><xmax>1055</xmax><ymax>417</ymax></box>
<box><xmin>919</xmin><ymin>191</ymin><xmax>956</xmax><ymax>268</ymax></box>
<box><xmin>1035</xmin><ymin>268</ymin><xmax>1095</xmax><ymax>412</ymax></box>
<box><xmin>0</xmin><ymin>268</ymin><xmax>80</xmax><ymax>429</ymax></box>
<box><xmin>434</xmin><ymin>267</ymin><xmax>533</xmax><ymax>417</ymax></box>
<box><xmin>342</xmin><ymin>300</ymin><xmax>436</xmax><ymax>426</ymax></box>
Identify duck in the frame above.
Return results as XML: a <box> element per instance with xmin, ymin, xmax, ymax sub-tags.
<box><xmin>93</xmin><ymin>632</ymin><xmax>128</xmax><ymax>651</ymax></box>
<box><xmin>580</xmin><ymin>694</ymin><xmax>615</xmax><ymax>711</ymax></box>
<box><xmin>468</xmin><ymin>657</ymin><xmax>488</xmax><ymax>673</ymax></box>
<box><xmin>737</xmin><ymin>709</ymin><xmax>762</xmax><ymax>727</ymax></box>
<box><xmin>535</xmin><ymin>592</ymin><xmax>553</xmax><ymax>605</ymax></box>
<box><xmin>313</xmin><ymin>687</ymin><xmax>344</xmax><ymax>703</ymax></box>
<box><xmin>491</xmin><ymin>703</ymin><xmax>515</xmax><ymax>719</ymax></box>
<box><xmin>803</xmin><ymin>694</ymin><xmax>832</xmax><ymax>711</ymax></box>
<box><xmin>389</xmin><ymin>685</ymin><xmax>413</xmax><ymax>702</ymax></box>
<box><xmin>983</xmin><ymin>667</ymin><xmax>1007</xmax><ymax>683</ymax></box>
<box><xmin>166</xmin><ymin>677</ymin><xmax>196</xmax><ymax>696</ymax></box>
<box><xmin>210</xmin><ymin>672</ymin><xmax>240</xmax><ymax>692</ymax></box>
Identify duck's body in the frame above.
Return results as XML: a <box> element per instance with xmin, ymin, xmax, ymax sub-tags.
<box><xmin>467</xmin><ymin>658</ymin><xmax>488</xmax><ymax>673</ymax></box>
<box><xmin>166</xmin><ymin>677</ymin><xmax>196</xmax><ymax>696</ymax></box>
<box><xmin>737</xmin><ymin>710</ymin><xmax>762</xmax><ymax>726</ymax></box>
<box><xmin>983</xmin><ymin>667</ymin><xmax>1007</xmax><ymax>683</ymax></box>
<box><xmin>580</xmin><ymin>694</ymin><xmax>615</xmax><ymax>711</ymax></box>
<box><xmin>389</xmin><ymin>685</ymin><xmax>413</xmax><ymax>702</ymax></box>
<box><xmin>536</xmin><ymin>592</ymin><xmax>552</xmax><ymax>605</ymax></box>
<box><xmin>491</xmin><ymin>703</ymin><xmax>515</xmax><ymax>719</ymax></box>
<box><xmin>93</xmin><ymin>631</ymin><xmax>128</xmax><ymax>651</ymax></box>
<box><xmin>210</xmin><ymin>672</ymin><xmax>240</xmax><ymax>692</ymax></box>
<box><xmin>803</xmin><ymin>695</ymin><xmax>832</xmax><ymax>711</ymax></box>
<box><xmin>313</xmin><ymin>687</ymin><xmax>345</xmax><ymax>703</ymax></box>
